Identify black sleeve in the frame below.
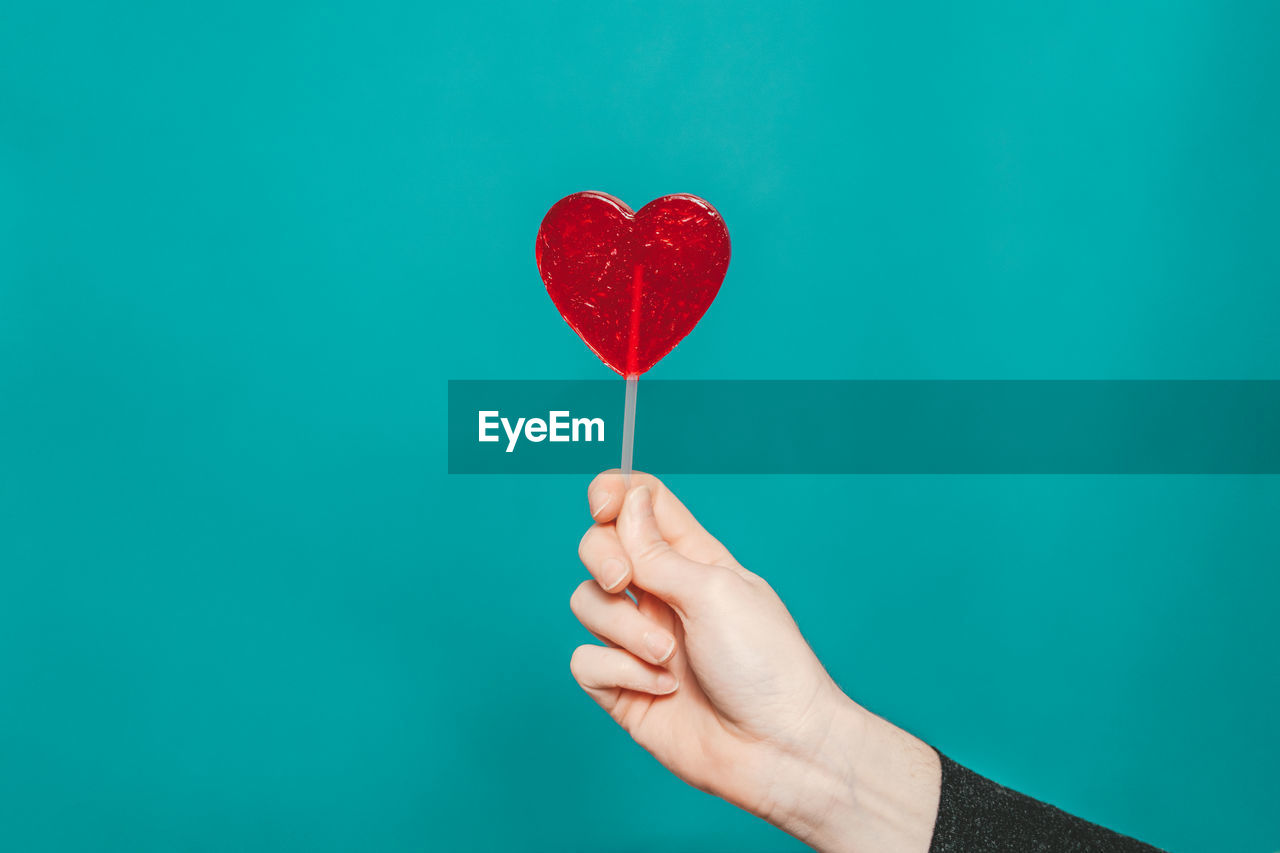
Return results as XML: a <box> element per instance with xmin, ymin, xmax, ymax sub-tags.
<box><xmin>930</xmin><ymin>752</ymin><xmax>1166</xmax><ymax>852</ymax></box>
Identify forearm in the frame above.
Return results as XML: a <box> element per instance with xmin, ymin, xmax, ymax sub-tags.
<box><xmin>760</xmin><ymin>699</ymin><xmax>940</xmax><ymax>853</ymax></box>
<box><xmin>763</xmin><ymin>698</ymin><xmax>1164</xmax><ymax>853</ymax></box>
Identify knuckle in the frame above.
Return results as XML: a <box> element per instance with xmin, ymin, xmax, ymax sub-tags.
<box><xmin>635</xmin><ymin>537</ymin><xmax>671</xmax><ymax>565</ymax></box>
<box><xmin>696</xmin><ymin>565</ymin><xmax>742</xmax><ymax>601</ymax></box>
<box><xmin>607</xmin><ymin>653</ymin><xmax>632</xmax><ymax>683</ymax></box>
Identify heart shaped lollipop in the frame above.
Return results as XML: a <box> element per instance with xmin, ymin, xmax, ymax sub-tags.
<box><xmin>535</xmin><ymin>192</ymin><xmax>730</xmax><ymax>376</ymax></box>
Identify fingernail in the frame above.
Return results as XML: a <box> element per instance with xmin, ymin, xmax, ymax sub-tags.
<box><xmin>655</xmin><ymin>672</ymin><xmax>678</xmax><ymax>694</ymax></box>
<box><xmin>630</xmin><ymin>485</ymin><xmax>652</xmax><ymax>517</ymax></box>
<box><xmin>589</xmin><ymin>490</ymin><xmax>613</xmax><ymax>518</ymax></box>
<box><xmin>644</xmin><ymin>631</ymin><xmax>676</xmax><ymax>663</ymax></box>
<box><xmin>601</xmin><ymin>558</ymin><xmax>628</xmax><ymax>591</ymax></box>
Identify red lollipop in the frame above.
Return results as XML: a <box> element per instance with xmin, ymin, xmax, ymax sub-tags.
<box><xmin>536</xmin><ymin>192</ymin><xmax>730</xmax><ymax>376</ymax></box>
<box><xmin>535</xmin><ymin>192</ymin><xmax>731</xmax><ymax>480</ymax></box>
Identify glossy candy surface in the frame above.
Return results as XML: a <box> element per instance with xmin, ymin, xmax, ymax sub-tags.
<box><xmin>535</xmin><ymin>192</ymin><xmax>730</xmax><ymax>375</ymax></box>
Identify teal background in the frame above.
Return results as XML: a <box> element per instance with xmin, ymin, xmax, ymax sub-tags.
<box><xmin>2</xmin><ymin>1</ymin><xmax>1277</xmax><ymax>851</ymax></box>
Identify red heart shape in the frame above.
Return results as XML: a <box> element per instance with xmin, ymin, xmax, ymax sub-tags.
<box><xmin>535</xmin><ymin>192</ymin><xmax>730</xmax><ymax>376</ymax></box>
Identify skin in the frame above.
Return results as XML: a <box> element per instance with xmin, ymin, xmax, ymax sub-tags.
<box><xmin>570</xmin><ymin>470</ymin><xmax>942</xmax><ymax>853</ymax></box>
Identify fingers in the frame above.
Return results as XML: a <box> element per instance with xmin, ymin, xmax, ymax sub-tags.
<box><xmin>616</xmin><ymin>485</ymin><xmax>731</xmax><ymax>610</ymax></box>
<box><xmin>570</xmin><ymin>580</ymin><xmax>677</xmax><ymax>665</ymax></box>
<box><xmin>570</xmin><ymin>645</ymin><xmax>679</xmax><ymax>703</ymax></box>
<box><xmin>587</xmin><ymin>470</ymin><xmax>736</xmax><ymax>567</ymax></box>
<box><xmin>578</xmin><ymin>523</ymin><xmax>632</xmax><ymax>593</ymax></box>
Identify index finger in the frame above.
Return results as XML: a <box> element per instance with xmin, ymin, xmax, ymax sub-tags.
<box><xmin>586</xmin><ymin>470</ymin><xmax>737</xmax><ymax>567</ymax></box>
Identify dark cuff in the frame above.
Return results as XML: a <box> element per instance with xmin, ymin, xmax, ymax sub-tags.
<box><xmin>930</xmin><ymin>751</ymin><xmax>1164</xmax><ymax>852</ymax></box>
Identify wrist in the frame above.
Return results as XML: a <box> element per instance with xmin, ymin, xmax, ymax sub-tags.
<box><xmin>761</xmin><ymin>694</ymin><xmax>940</xmax><ymax>853</ymax></box>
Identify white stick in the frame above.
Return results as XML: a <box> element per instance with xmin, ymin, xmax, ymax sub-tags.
<box><xmin>621</xmin><ymin>374</ymin><xmax>639</xmax><ymax>487</ymax></box>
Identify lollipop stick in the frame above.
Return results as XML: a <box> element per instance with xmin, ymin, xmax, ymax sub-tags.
<box><xmin>620</xmin><ymin>373</ymin><xmax>639</xmax><ymax>487</ymax></box>
<box><xmin>621</xmin><ymin>263</ymin><xmax>644</xmax><ymax>488</ymax></box>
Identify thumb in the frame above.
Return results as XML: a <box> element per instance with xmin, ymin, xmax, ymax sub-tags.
<box><xmin>617</xmin><ymin>485</ymin><xmax>718</xmax><ymax>611</ymax></box>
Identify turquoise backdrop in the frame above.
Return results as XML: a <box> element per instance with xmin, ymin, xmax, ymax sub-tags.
<box><xmin>2</xmin><ymin>1</ymin><xmax>1277</xmax><ymax>851</ymax></box>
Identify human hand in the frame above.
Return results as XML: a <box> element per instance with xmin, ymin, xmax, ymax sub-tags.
<box><xmin>569</xmin><ymin>472</ymin><xmax>940</xmax><ymax>852</ymax></box>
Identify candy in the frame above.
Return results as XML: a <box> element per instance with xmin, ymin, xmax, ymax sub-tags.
<box><xmin>535</xmin><ymin>192</ymin><xmax>730</xmax><ymax>376</ymax></box>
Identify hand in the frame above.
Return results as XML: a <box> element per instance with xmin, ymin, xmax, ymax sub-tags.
<box><xmin>569</xmin><ymin>471</ymin><xmax>941</xmax><ymax>852</ymax></box>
